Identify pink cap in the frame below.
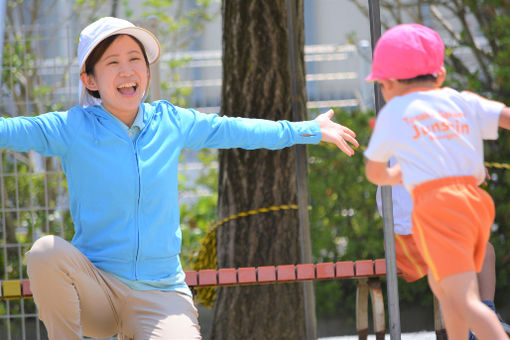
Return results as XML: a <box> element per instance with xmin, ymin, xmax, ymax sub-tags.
<box><xmin>365</xmin><ymin>24</ymin><xmax>444</xmax><ymax>81</ymax></box>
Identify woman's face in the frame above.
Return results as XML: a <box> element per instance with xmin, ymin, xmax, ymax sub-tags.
<box><xmin>81</xmin><ymin>35</ymin><xmax>149</xmax><ymax>124</ymax></box>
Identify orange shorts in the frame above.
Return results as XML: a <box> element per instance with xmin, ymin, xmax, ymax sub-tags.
<box><xmin>394</xmin><ymin>234</ymin><xmax>427</xmax><ymax>282</ymax></box>
<box><xmin>411</xmin><ymin>176</ymin><xmax>494</xmax><ymax>282</ymax></box>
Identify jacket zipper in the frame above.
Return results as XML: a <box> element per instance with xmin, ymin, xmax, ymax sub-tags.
<box><xmin>133</xmin><ymin>107</ymin><xmax>154</xmax><ymax>279</ymax></box>
<box><xmin>133</xmin><ymin>140</ymin><xmax>141</xmax><ymax>279</ymax></box>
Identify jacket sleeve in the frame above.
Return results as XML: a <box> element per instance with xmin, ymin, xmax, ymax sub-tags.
<box><xmin>176</xmin><ymin>107</ymin><xmax>322</xmax><ymax>150</ymax></box>
<box><xmin>0</xmin><ymin>112</ymin><xmax>70</xmax><ymax>157</ymax></box>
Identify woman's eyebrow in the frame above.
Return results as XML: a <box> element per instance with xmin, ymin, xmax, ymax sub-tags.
<box><xmin>103</xmin><ymin>50</ymin><xmax>143</xmax><ymax>61</ymax></box>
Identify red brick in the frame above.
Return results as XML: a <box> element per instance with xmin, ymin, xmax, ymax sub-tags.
<box><xmin>316</xmin><ymin>262</ymin><xmax>335</xmax><ymax>279</ymax></box>
<box><xmin>257</xmin><ymin>266</ymin><xmax>276</xmax><ymax>283</ymax></box>
<box><xmin>238</xmin><ymin>267</ymin><xmax>257</xmax><ymax>284</ymax></box>
<box><xmin>184</xmin><ymin>271</ymin><xmax>198</xmax><ymax>287</ymax></box>
<box><xmin>374</xmin><ymin>259</ymin><xmax>386</xmax><ymax>276</ymax></box>
<box><xmin>336</xmin><ymin>261</ymin><xmax>355</xmax><ymax>278</ymax></box>
<box><xmin>276</xmin><ymin>265</ymin><xmax>296</xmax><ymax>282</ymax></box>
<box><xmin>296</xmin><ymin>264</ymin><xmax>315</xmax><ymax>281</ymax></box>
<box><xmin>218</xmin><ymin>268</ymin><xmax>237</xmax><ymax>285</ymax></box>
<box><xmin>198</xmin><ymin>269</ymin><xmax>217</xmax><ymax>286</ymax></box>
<box><xmin>355</xmin><ymin>260</ymin><xmax>374</xmax><ymax>277</ymax></box>
<box><xmin>22</xmin><ymin>280</ymin><xmax>33</xmax><ymax>297</ymax></box>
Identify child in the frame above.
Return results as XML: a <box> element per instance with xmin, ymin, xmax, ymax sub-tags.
<box><xmin>364</xmin><ymin>23</ymin><xmax>510</xmax><ymax>340</ymax></box>
<box><xmin>375</xmin><ymin>159</ymin><xmax>510</xmax><ymax>339</ymax></box>
<box><xmin>10</xmin><ymin>17</ymin><xmax>359</xmax><ymax>339</ymax></box>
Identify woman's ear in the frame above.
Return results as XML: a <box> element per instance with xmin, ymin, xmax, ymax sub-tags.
<box><xmin>80</xmin><ymin>72</ymin><xmax>98</xmax><ymax>91</ymax></box>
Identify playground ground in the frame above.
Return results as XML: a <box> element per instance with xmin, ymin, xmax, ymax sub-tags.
<box><xmin>320</xmin><ymin>331</ymin><xmax>436</xmax><ymax>339</ymax></box>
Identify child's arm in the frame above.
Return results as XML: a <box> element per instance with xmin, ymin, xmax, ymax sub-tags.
<box><xmin>365</xmin><ymin>159</ymin><xmax>402</xmax><ymax>186</ymax></box>
<box><xmin>314</xmin><ymin>109</ymin><xmax>359</xmax><ymax>156</ymax></box>
<box><xmin>498</xmin><ymin>107</ymin><xmax>510</xmax><ymax>130</ymax></box>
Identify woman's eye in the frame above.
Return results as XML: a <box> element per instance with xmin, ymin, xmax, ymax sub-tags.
<box><xmin>107</xmin><ymin>61</ymin><xmax>118</xmax><ymax>65</ymax></box>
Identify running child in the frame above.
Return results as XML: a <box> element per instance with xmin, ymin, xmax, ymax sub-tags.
<box><xmin>364</xmin><ymin>23</ymin><xmax>510</xmax><ymax>340</ymax></box>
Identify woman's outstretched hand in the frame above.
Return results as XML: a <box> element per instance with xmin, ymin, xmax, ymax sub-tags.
<box><xmin>315</xmin><ymin>109</ymin><xmax>359</xmax><ymax>156</ymax></box>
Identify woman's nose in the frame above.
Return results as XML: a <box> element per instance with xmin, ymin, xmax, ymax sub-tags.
<box><xmin>118</xmin><ymin>63</ymin><xmax>134</xmax><ymax>76</ymax></box>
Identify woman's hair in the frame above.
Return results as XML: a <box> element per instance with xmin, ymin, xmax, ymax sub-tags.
<box><xmin>84</xmin><ymin>34</ymin><xmax>150</xmax><ymax>99</ymax></box>
<box><xmin>397</xmin><ymin>74</ymin><xmax>437</xmax><ymax>84</ymax></box>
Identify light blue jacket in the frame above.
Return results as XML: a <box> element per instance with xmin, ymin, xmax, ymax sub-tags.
<box><xmin>0</xmin><ymin>100</ymin><xmax>321</xmax><ymax>288</ymax></box>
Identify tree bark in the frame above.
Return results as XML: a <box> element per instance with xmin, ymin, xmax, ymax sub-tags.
<box><xmin>211</xmin><ymin>1</ymin><xmax>308</xmax><ymax>339</ymax></box>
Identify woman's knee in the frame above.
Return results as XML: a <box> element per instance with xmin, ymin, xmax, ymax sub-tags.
<box><xmin>26</xmin><ymin>235</ymin><xmax>69</xmax><ymax>269</ymax></box>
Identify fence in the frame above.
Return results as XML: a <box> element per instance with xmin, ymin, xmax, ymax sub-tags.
<box><xmin>0</xmin><ymin>19</ymin><xmax>77</xmax><ymax>340</ymax></box>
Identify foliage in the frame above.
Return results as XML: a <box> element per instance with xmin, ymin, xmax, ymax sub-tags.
<box><xmin>180</xmin><ymin>149</ymin><xmax>219</xmax><ymax>271</ymax></box>
<box><xmin>180</xmin><ymin>149</ymin><xmax>219</xmax><ymax>308</ymax></box>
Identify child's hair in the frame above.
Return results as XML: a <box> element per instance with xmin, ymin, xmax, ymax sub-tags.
<box><xmin>83</xmin><ymin>34</ymin><xmax>150</xmax><ymax>99</ymax></box>
<box><xmin>397</xmin><ymin>74</ymin><xmax>437</xmax><ymax>84</ymax></box>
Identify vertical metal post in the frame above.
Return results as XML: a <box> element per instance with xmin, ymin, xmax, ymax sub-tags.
<box><xmin>367</xmin><ymin>1</ymin><xmax>401</xmax><ymax>339</ymax></box>
<box><xmin>0</xmin><ymin>0</ymin><xmax>6</xmax><ymax>89</ymax></box>
<box><xmin>145</xmin><ymin>16</ymin><xmax>162</xmax><ymax>101</ymax></box>
<box><xmin>286</xmin><ymin>0</ymin><xmax>317</xmax><ymax>339</ymax></box>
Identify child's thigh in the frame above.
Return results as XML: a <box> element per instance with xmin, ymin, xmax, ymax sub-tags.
<box><xmin>411</xmin><ymin>183</ymin><xmax>493</xmax><ymax>281</ymax></box>
<box><xmin>429</xmin><ymin>270</ymin><xmax>479</xmax><ymax>306</ymax></box>
<box><xmin>394</xmin><ymin>234</ymin><xmax>427</xmax><ymax>282</ymax></box>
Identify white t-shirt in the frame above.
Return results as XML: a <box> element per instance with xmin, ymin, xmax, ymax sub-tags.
<box><xmin>365</xmin><ymin>87</ymin><xmax>504</xmax><ymax>190</ymax></box>
<box><xmin>376</xmin><ymin>158</ymin><xmax>413</xmax><ymax>235</ymax></box>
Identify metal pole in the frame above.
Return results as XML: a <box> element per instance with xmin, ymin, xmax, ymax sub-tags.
<box><xmin>0</xmin><ymin>0</ymin><xmax>6</xmax><ymax>89</ymax></box>
<box><xmin>145</xmin><ymin>16</ymin><xmax>162</xmax><ymax>101</ymax></box>
<box><xmin>286</xmin><ymin>0</ymin><xmax>316</xmax><ymax>339</ymax></box>
<box><xmin>367</xmin><ymin>1</ymin><xmax>401</xmax><ymax>339</ymax></box>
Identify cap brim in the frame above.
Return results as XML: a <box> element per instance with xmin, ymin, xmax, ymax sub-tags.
<box><xmin>364</xmin><ymin>74</ymin><xmax>379</xmax><ymax>82</ymax></box>
<box><xmin>79</xmin><ymin>26</ymin><xmax>161</xmax><ymax>74</ymax></box>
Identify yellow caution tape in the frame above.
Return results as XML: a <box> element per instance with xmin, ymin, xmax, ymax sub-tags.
<box><xmin>190</xmin><ymin>204</ymin><xmax>300</xmax><ymax>307</ymax></box>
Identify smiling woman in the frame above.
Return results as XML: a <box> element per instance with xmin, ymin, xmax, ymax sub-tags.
<box><xmin>1</xmin><ymin>16</ymin><xmax>360</xmax><ymax>340</ymax></box>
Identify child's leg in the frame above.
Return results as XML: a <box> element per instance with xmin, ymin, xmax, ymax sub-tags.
<box><xmin>477</xmin><ymin>242</ymin><xmax>495</xmax><ymax>302</ymax></box>
<box><xmin>428</xmin><ymin>270</ymin><xmax>508</xmax><ymax>340</ymax></box>
<box><xmin>476</xmin><ymin>242</ymin><xmax>510</xmax><ymax>337</ymax></box>
<box><xmin>427</xmin><ymin>271</ymin><xmax>469</xmax><ymax>340</ymax></box>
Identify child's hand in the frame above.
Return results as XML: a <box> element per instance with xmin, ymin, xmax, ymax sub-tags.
<box><xmin>388</xmin><ymin>163</ymin><xmax>403</xmax><ymax>185</ymax></box>
<box><xmin>365</xmin><ymin>160</ymin><xmax>402</xmax><ymax>186</ymax></box>
<box><xmin>315</xmin><ymin>109</ymin><xmax>359</xmax><ymax>156</ymax></box>
<box><xmin>483</xmin><ymin>167</ymin><xmax>491</xmax><ymax>186</ymax></box>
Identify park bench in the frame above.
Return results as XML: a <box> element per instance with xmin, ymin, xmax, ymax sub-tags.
<box><xmin>0</xmin><ymin>258</ymin><xmax>447</xmax><ymax>340</ymax></box>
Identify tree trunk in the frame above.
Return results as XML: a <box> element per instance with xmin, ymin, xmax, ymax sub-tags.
<box><xmin>211</xmin><ymin>1</ymin><xmax>308</xmax><ymax>339</ymax></box>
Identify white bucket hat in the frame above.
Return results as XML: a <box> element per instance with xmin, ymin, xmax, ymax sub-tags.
<box><xmin>78</xmin><ymin>17</ymin><xmax>161</xmax><ymax>107</ymax></box>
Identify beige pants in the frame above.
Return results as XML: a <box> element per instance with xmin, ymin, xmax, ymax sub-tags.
<box><xmin>25</xmin><ymin>235</ymin><xmax>201</xmax><ymax>340</ymax></box>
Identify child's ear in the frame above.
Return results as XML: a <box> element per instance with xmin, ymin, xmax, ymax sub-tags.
<box><xmin>436</xmin><ymin>67</ymin><xmax>447</xmax><ymax>86</ymax></box>
<box><xmin>80</xmin><ymin>72</ymin><xmax>98</xmax><ymax>91</ymax></box>
<box><xmin>380</xmin><ymin>79</ymin><xmax>394</xmax><ymax>91</ymax></box>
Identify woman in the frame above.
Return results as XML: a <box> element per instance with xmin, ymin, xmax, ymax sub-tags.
<box><xmin>15</xmin><ymin>17</ymin><xmax>359</xmax><ymax>339</ymax></box>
